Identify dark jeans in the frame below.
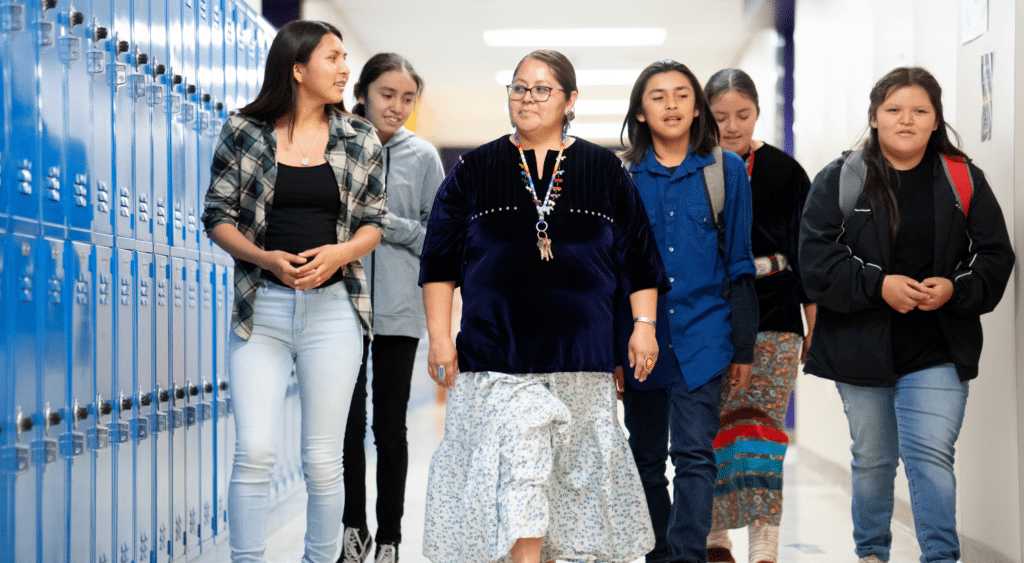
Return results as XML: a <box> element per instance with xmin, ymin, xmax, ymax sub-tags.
<box><xmin>342</xmin><ymin>334</ymin><xmax>419</xmax><ymax>545</ymax></box>
<box><xmin>667</xmin><ymin>375</ymin><xmax>724</xmax><ymax>563</ymax></box>
<box><xmin>622</xmin><ymin>385</ymin><xmax>672</xmax><ymax>563</ymax></box>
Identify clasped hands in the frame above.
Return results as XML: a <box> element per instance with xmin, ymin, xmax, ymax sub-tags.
<box><xmin>260</xmin><ymin>244</ymin><xmax>351</xmax><ymax>290</ymax></box>
<box><xmin>881</xmin><ymin>274</ymin><xmax>954</xmax><ymax>314</ymax></box>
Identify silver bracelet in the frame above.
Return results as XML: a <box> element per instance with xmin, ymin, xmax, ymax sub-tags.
<box><xmin>633</xmin><ymin>316</ymin><xmax>656</xmax><ymax>327</ymax></box>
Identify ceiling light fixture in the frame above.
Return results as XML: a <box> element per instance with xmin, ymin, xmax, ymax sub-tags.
<box><xmin>574</xmin><ymin>99</ymin><xmax>630</xmax><ymax>116</ymax></box>
<box><xmin>483</xmin><ymin>28</ymin><xmax>667</xmax><ymax>47</ymax></box>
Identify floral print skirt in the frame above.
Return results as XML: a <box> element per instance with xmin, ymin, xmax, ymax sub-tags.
<box><xmin>711</xmin><ymin>331</ymin><xmax>801</xmax><ymax>530</ymax></box>
<box><xmin>422</xmin><ymin>371</ymin><xmax>654</xmax><ymax>563</ymax></box>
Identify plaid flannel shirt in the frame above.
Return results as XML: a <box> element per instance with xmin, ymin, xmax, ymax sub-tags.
<box><xmin>202</xmin><ymin>110</ymin><xmax>388</xmax><ymax>339</ymax></box>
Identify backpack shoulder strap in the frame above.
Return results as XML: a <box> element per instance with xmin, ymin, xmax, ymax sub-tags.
<box><xmin>838</xmin><ymin>149</ymin><xmax>868</xmax><ymax>221</ymax></box>
<box><xmin>940</xmin><ymin>154</ymin><xmax>973</xmax><ymax>216</ymax></box>
<box><xmin>702</xmin><ymin>146</ymin><xmax>726</xmax><ymax>227</ymax></box>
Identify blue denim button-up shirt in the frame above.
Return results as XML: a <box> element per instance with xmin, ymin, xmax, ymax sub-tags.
<box><xmin>629</xmin><ymin>147</ymin><xmax>756</xmax><ymax>391</ymax></box>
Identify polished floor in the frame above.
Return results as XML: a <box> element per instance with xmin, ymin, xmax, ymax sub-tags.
<box><xmin>195</xmin><ymin>346</ymin><xmax>925</xmax><ymax>563</ymax></box>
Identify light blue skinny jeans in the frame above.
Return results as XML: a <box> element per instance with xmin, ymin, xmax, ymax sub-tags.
<box><xmin>836</xmin><ymin>363</ymin><xmax>969</xmax><ymax>563</ymax></box>
<box><xmin>228</xmin><ymin>282</ymin><xmax>364</xmax><ymax>563</ymax></box>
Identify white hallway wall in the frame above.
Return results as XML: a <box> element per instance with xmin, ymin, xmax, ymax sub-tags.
<box><xmin>785</xmin><ymin>0</ymin><xmax>1021</xmax><ymax>561</ymax></box>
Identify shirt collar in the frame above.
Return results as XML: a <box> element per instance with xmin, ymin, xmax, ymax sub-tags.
<box><xmin>630</xmin><ymin>146</ymin><xmax>716</xmax><ymax>178</ymax></box>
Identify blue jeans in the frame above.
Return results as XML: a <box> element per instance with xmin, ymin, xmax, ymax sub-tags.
<box><xmin>836</xmin><ymin>364</ymin><xmax>969</xmax><ymax>563</ymax></box>
<box><xmin>228</xmin><ymin>282</ymin><xmax>364</xmax><ymax>563</ymax></box>
<box><xmin>667</xmin><ymin>375</ymin><xmax>723</xmax><ymax>563</ymax></box>
<box><xmin>622</xmin><ymin>385</ymin><xmax>671</xmax><ymax>562</ymax></box>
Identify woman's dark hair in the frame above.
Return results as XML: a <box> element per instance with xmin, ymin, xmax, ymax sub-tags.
<box><xmin>512</xmin><ymin>50</ymin><xmax>578</xmax><ymax>132</ymax></box>
<box><xmin>861</xmin><ymin>66</ymin><xmax>967</xmax><ymax>242</ymax></box>
<box><xmin>238</xmin><ymin>20</ymin><xmax>347</xmax><ymax>136</ymax></box>
<box><xmin>352</xmin><ymin>53</ymin><xmax>424</xmax><ymax>117</ymax></box>
<box><xmin>704</xmin><ymin>68</ymin><xmax>760</xmax><ymax>114</ymax></box>
<box><xmin>620</xmin><ymin>60</ymin><xmax>719</xmax><ymax>165</ymax></box>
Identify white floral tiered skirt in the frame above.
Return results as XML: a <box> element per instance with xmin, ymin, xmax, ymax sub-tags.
<box><xmin>422</xmin><ymin>371</ymin><xmax>654</xmax><ymax>563</ymax></box>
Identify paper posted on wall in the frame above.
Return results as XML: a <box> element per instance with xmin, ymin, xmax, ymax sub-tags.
<box><xmin>981</xmin><ymin>52</ymin><xmax>993</xmax><ymax>142</ymax></box>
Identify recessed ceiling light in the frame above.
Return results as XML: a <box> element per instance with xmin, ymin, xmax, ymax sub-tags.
<box><xmin>567</xmin><ymin>122</ymin><xmax>626</xmax><ymax>140</ymax></box>
<box><xmin>495</xmin><ymin>69</ymin><xmax>642</xmax><ymax>86</ymax></box>
<box><xmin>484</xmin><ymin>28</ymin><xmax>667</xmax><ymax>47</ymax></box>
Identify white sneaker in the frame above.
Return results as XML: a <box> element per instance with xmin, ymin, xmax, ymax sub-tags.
<box><xmin>375</xmin><ymin>543</ymin><xmax>398</xmax><ymax>563</ymax></box>
<box><xmin>339</xmin><ymin>527</ymin><xmax>372</xmax><ymax>563</ymax></box>
<box><xmin>858</xmin><ymin>556</ymin><xmax>884</xmax><ymax>563</ymax></box>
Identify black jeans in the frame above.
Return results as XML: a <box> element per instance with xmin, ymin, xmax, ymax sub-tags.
<box><xmin>622</xmin><ymin>384</ymin><xmax>672</xmax><ymax>563</ymax></box>
<box><xmin>342</xmin><ymin>334</ymin><xmax>419</xmax><ymax>545</ymax></box>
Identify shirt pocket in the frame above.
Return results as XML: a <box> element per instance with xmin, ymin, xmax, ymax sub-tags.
<box><xmin>686</xmin><ymin>205</ymin><xmax>717</xmax><ymax>255</ymax></box>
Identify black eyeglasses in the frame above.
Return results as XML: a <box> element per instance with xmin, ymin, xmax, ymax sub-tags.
<box><xmin>507</xmin><ymin>84</ymin><xmax>564</xmax><ymax>102</ymax></box>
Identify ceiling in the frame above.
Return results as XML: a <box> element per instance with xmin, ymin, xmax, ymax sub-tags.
<box><xmin>321</xmin><ymin>0</ymin><xmax>773</xmax><ymax>145</ymax></box>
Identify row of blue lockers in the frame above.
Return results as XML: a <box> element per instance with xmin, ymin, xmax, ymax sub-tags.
<box><xmin>1</xmin><ymin>0</ymin><xmax>273</xmax><ymax>249</ymax></box>
<box><xmin>0</xmin><ymin>0</ymin><xmax>307</xmax><ymax>562</ymax></box>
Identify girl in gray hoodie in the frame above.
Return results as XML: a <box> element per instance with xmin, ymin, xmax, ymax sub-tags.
<box><xmin>338</xmin><ymin>53</ymin><xmax>445</xmax><ymax>563</ymax></box>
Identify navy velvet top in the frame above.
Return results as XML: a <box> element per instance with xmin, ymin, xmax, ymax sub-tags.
<box><xmin>419</xmin><ymin>136</ymin><xmax>669</xmax><ymax>374</ymax></box>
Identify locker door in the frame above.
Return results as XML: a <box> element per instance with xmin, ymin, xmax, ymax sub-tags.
<box><xmin>223</xmin><ymin>0</ymin><xmax>239</xmax><ymax>111</ymax></box>
<box><xmin>0</xmin><ymin>232</ymin><xmax>15</xmax><ymax>563</ymax></box>
<box><xmin>91</xmin><ymin>245</ymin><xmax>114</xmax><ymax>563</ymax></box>
<box><xmin>183</xmin><ymin>258</ymin><xmax>201</xmax><ymax>557</ymax></box>
<box><xmin>112</xmin><ymin>248</ymin><xmax>135</xmax><ymax>563</ymax></box>
<box><xmin>6</xmin><ymin>1</ymin><xmax>41</xmax><ymax>236</ymax></box>
<box><xmin>152</xmin><ymin>253</ymin><xmax>171</xmax><ymax>563</ymax></box>
<box><xmin>213</xmin><ymin>261</ymin><xmax>232</xmax><ymax>541</ymax></box>
<box><xmin>135</xmin><ymin>251</ymin><xmax>156</xmax><ymax>563</ymax></box>
<box><xmin>86</xmin><ymin>0</ymin><xmax>115</xmax><ymax>247</ymax></box>
<box><xmin>131</xmin><ymin>0</ymin><xmax>154</xmax><ymax>248</ymax></box>
<box><xmin>150</xmin><ymin>0</ymin><xmax>171</xmax><ymax>251</ymax></box>
<box><xmin>198</xmin><ymin>261</ymin><xmax>215</xmax><ymax>551</ymax></box>
<box><xmin>180</xmin><ymin>0</ymin><xmax>200</xmax><ymax>252</ymax></box>
<box><xmin>40</xmin><ymin>3</ymin><xmax>68</xmax><ymax>237</ymax></box>
<box><xmin>111</xmin><ymin>0</ymin><xmax>136</xmax><ymax>245</ymax></box>
<box><xmin>65</xmin><ymin>3</ymin><xmax>95</xmax><ymax>240</ymax></box>
<box><xmin>8</xmin><ymin>234</ymin><xmax>39</xmax><ymax>563</ymax></box>
<box><xmin>66</xmin><ymin>242</ymin><xmax>93</xmax><ymax>562</ymax></box>
<box><xmin>164</xmin><ymin>0</ymin><xmax>186</xmax><ymax>251</ymax></box>
<box><xmin>37</xmin><ymin>238</ymin><xmax>68</xmax><ymax>563</ymax></box>
<box><xmin>168</xmin><ymin>257</ymin><xmax>186</xmax><ymax>560</ymax></box>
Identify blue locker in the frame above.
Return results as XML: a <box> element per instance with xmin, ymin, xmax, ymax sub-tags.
<box><xmin>66</xmin><ymin>242</ymin><xmax>93</xmax><ymax>563</ymax></box>
<box><xmin>37</xmin><ymin>237</ymin><xmax>69</xmax><ymax>563</ymax></box>
<box><xmin>150</xmin><ymin>0</ymin><xmax>171</xmax><ymax>252</ymax></box>
<box><xmin>168</xmin><ymin>256</ymin><xmax>187</xmax><ymax>560</ymax></box>
<box><xmin>131</xmin><ymin>0</ymin><xmax>154</xmax><ymax>248</ymax></box>
<box><xmin>39</xmin><ymin>4</ymin><xmax>69</xmax><ymax>238</ymax></box>
<box><xmin>63</xmin><ymin>3</ymin><xmax>95</xmax><ymax>241</ymax></box>
<box><xmin>198</xmin><ymin>260</ymin><xmax>216</xmax><ymax>551</ymax></box>
<box><xmin>91</xmin><ymin>245</ymin><xmax>115</xmax><ymax>563</ymax></box>
<box><xmin>112</xmin><ymin>248</ymin><xmax>135</xmax><ymax>563</ymax></box>
<box><xmin>213</xmin><ymin>260</ymin><xmax>231</xmax><ymax>541</ymax></box>
<box><xmin>0</xmin><ymin>231</ymin><xmax>14</xmax><ymax>563</ymax></box>
<box><xmin>110</xmin><ymin>0</ymin><xmax>136</xmax><ymax>245</ymax></box>
<box><xmin>10</xmin><ymin>234</ymin><xmax>40</xmax><ymax>563</ymax></box>
<box><xmin>180</xmin><ymin>0</ymin><xmax>200</xmax><ymax>253</ymax></box>
<box><xmin>6</xmin><ymin>2</ymin><xmax>41</xmax><ymax>236</ymax></box>
<box><xmin>153</xmin><ymin>253</ymin><xmax>172</xmax><ymax>563</ymax></box>
<box><xmin>135</xmin><ymin>250</ymin><xmax>156</xmax><ymax>563</ymax></box>
<box><xmin>223</xmin><ymin>1</ymin><xmax>239</xmax><ymax>112</ymax></box>
<box><xmin>87</xmin><ymin>0</ymin><xmax>116</xmax><ymax>246</ymax></box>
<box><xmin>183</xmin><ymin>258</ymin><xmax>201</xmax><ymax>557</ymax></box>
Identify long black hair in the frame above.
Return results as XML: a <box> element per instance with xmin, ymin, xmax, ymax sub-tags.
<box><xmin>238</xmin><ymin>20</ymin><xmax>347</xmax><ymax>135</ymax></box>
<box><xmin>620</xmin><ymin>59</ymin><xmax>718</xmax><ymax>166</ymax></box>
<box><xmin>352</xmin><ymin>53</ymin><xmax>424</xmax><ymax>118</ymax></box>
<box><xmin>861</xmin><ymin>67</ymin><xmax>967</xmax><ymax>241</ymax></box>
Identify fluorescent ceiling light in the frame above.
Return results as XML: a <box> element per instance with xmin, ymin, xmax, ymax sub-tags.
<box><xmin>574</xmin><ymin>99</ymin><xmax>630</xmax><ymax>116</ymax></box>
<box><xmin>495</xmin><ymin>69</ymin><xmax>642</xmax><ymax>86</ymax></box>
<box><xmin>484</xmin><ymin>28</ymin><xmax>667</xmax><ymax>47</ymax></box>
<box><xmin>568</xmin><ymin>122</ymin><xmax>625</xmax><ymax>140</ymax></box>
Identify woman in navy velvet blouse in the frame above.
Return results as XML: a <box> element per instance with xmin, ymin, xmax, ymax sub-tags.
<box><xmin>418</xmin><ymin>50</ymin><xmax>669</xmax><ymax>563</ymax></box>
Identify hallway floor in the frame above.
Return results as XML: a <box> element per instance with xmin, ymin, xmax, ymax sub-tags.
<box><xmin>197</xmin><ymin>346</ymin><xmax>925</xmax><ymax>563</ymax></box>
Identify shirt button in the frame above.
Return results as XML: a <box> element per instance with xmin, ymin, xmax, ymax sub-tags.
<box><xmin>669</xmin><ymin>309</ymin><xmax>675</xmax><ymax>314</ymax></box>
<box><xmin>669</xmin><ymin>344</ymin><xmax>674</xmax><ymax>348</ymax></box>
<box><xmin>669</xmin><ymin>247</ymin><xmax>674</xmax><ymax>252</ymax></box>
<box><xmin>669</xmin><ymin>277</ymin><xmax>675</xmax><ymax>282</ymax></box>
<box><xmin>669</xmin><ymin>211</ymin><xmax>674</xmax><ymax>216</ymax></box>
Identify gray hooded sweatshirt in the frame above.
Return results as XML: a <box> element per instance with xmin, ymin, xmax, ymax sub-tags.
<box><xmin>363</xmin><ymin>126</ymin><xmax>445</xmax><ymax>338</ymax></box>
